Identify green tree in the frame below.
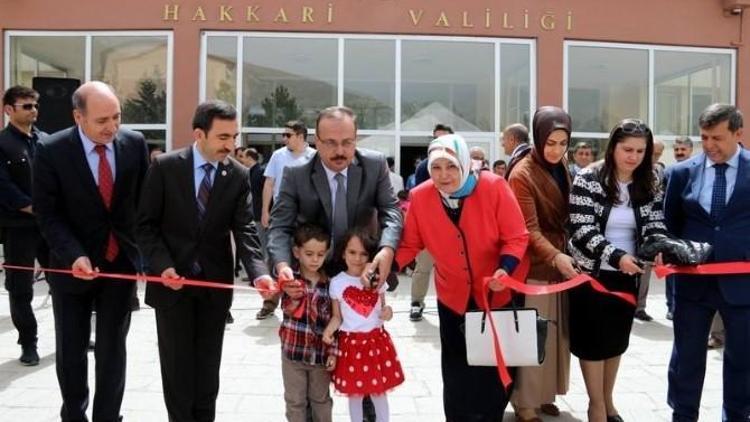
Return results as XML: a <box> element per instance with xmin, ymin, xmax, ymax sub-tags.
<box><xmin>248</xmin><ymin>85</ymin><xmax>303</xmax><ymax>127</ymax></box>
<box><xmin>122</xmin><ymin>78</ymin><xmax>167</xmax><ymax>124</ymax></box>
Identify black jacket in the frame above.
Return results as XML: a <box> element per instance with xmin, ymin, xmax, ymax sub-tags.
<box><xmin>0</xmin><ymin>124</ymin><xmax>46</xmax><ymax>227</ymax></box>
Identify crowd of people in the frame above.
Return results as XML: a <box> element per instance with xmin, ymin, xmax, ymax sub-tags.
<box><xmin>1</xmin><ymin>80</ymin><xmax>748</xmax><ymax>422</ymax></box>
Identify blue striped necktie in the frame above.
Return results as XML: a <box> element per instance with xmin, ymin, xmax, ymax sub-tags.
<box><xmin>710</xmin><ymin>163</ymin><xmax>728</xmax><ymax>220</ymax></box>
<box><xmin>197</xmin><ymin>163</ymin><xmax>214</xmax><ymax>221</ymax></box>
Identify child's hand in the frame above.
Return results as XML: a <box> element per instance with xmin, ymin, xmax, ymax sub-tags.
<box><xmin>325</xmin><ymin>355</ymin><xmax>337</xmax><ymax>372</ymax></box>
<box><xmin>322</xmin><ymin>327</ymin><xmax>336</xmax><ymax>345</ymax></box>
<box><xmin>380</xmin><ymin>305</ymin><xmax>393</xmax><ymax>321</ymax></box>
<box><xmin>282</xmin><ymin>279</ymin><xmax>305</xmax><ymax>299</ymax></box>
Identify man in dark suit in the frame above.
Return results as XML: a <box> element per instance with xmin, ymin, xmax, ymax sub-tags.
<box><xmin>663</xmin><ymin>103</ymin><xmax>750</xmax><ymax>422</ymax></box>
<box><xmin>0</xmin><ymin>85</ymin><xmax>48</xmax><ymax>366</ymax></box>
<box><xmin>137</xmin><ymin>100</ymin><xmax>270</xmax><ymax>422</ymax></box>
<box><xmin>267</xmin><ymin>106</ymin><xmax>402</xmax><ymax>286</ymax></box>
<box><xmin>33</xmin><ymin>81</ymin><xmax>149</xmax><ymax>421</ymax></box>
<box><xmin>500</xmin><ymin>122</ymin><xmax>530</xmax><ymax>179</ymax></box>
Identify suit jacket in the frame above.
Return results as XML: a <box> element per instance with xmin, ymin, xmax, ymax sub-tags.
<box><xmin>0</xmin><ymin>124</ymin><xmax>46</xmax><ymax>227</ymax></box>
<box><xmin>267</xmin><ymin>148</ymin><xmax>403</xmax><ymax>267</ymax></box>
<box><xmin>664</xmin><ymin>150</ymin><xmax>750</xmax><ymax>306</ymax></box>
<box><xmin>137</xmin><ymin>146</ymin><xmax>268</xmax><ymax>309</ymax></box>
<box><xmin>33</xmin><ymin>126</ymin><xmax>149</xmax><ymax>293</ymax></box>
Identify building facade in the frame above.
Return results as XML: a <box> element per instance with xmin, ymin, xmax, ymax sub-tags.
<box><xmin>1</xmin><ymin>0</ymin><xmax>747</xmax><ymax>171</ymax></box>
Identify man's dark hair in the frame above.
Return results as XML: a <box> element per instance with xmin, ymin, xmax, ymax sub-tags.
<box><xmin>673</xmin><ymin>136</ymin><xmax>693</xmax><ymax>148</ymax></box>
<box><xmin>699</xmin><ymin>103</ymin><xmax>743</xmax><ymax>132</ymax></box>
<box><xmin>386</xmin><ymin>156</ymin><xmax>395</xmax><ymax>169</ymax></box>
<box><xmin>503</xmin><ymin>123</ymin><xmax>529</xmax><ymax>145</ymax></box>
<box><xmin>2</xmin><ymin>85</ymin><xmax>39</xmax><ymax>107</ymax></box>
<box><xmin>246</xmin><ymin>147</ymin><xmax>259</xmax><ymax>161</ymax></box>
<box><xmin>432</xmin><ymin>123</ymin><xmax>454</xmax><ymax>135</ymax></box>
<box><xmin>493</xmin><ymin>159</ymin><xmax>506</xmax><ymax>167</ymax></box>
<box><xmin>573</xmin><ymin>141</ymin><xmax>592</xmax><ymax>153</ymax></box>
<box><xmin>192</xmin><ymin>100</ymin><xmax>237</xmax><ymax>133</ymax></box>
<box><xmin>316</xmin><ymin>106</ymin><xmax>357</xmax><ymax>134</ymax></box>
<box><xmin>234</xmin><ymin>146</ymin><xmax>247</xmax><ymax>155</ymax></box>
<box><xmin>285</xmin><ymin>120</ymin><xmax>308</xmax><ymax>139</ymax></box>
<box><xmin>293</xmin><ymin>223</ymin><xmax>330</xmax><ymax>249</ymax></box>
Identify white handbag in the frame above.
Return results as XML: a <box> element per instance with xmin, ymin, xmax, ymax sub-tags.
<box><xmin>465</xmin><ymin>307</ymin><xmax>548</xmax><ymax>367</ymax></box>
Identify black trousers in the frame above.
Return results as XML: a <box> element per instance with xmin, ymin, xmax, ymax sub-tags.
<box><xmin>438</xmin><ymin>300</ymin><xmax>514</xmax><ymax>422</ymax></box>
<box><xmin>51</xmin><ymin>254</ymin><xmax>134</xmax><ymax>422</ymax></box>
<box><xmin>155</xmin><ymin>288</ymin><xmax>228</xmax><ymax>422</ymax></box>
<box><xmin>3</xmin><ymin>225</ymin><xmax>48</xmax><ymax>348</ymax></box>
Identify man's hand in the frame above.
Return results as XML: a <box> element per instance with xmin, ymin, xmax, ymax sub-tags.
<box><xmin>281</xmin><ymin>279</ymin><xmax>305</xmax><ymax>299</ymax></box>
<box><xmin>487</xmin><ymin>268</ymin><xmax>508</xmax><ymax>292</ymax></box>
<box><xmin>261</xmin><ymin>209</ymin><xmax>270</xmax><ymax>229</ymax></box>
<box><xmin>161</xmin><ymin>267</ymin><xmax>183</xmax><ymax>290</ymax></box>
<box><xmin>255</xmin><ymin>276</ymin><xmax>279</xmax><ymax>300</ymax></box>
<box><xmin>362</xmin><ymin>247</ymin><xmax>394</xmax><ymax>289</ymax></box>
<box><xmin>71</xmin><ymin>256</ymin><xmax>97</xmax><ymax>280</ymax></box>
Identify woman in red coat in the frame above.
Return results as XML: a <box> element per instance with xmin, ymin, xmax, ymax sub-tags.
<box><xmin>395</xmin><ymin>134</ymin><xmax>529</xmax><ymax>421</ymax></box>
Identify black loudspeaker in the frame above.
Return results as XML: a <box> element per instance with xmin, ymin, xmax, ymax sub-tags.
<box><xmin>32</xmin><ymin>77</ymin><xmax>80</xmax><ymax>134</ymax></box>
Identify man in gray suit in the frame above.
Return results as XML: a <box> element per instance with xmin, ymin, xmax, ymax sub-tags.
<box><xmin>266</xmin><ymin>105</ymin><xmax>402</xmax><ymax>291</ymax></box>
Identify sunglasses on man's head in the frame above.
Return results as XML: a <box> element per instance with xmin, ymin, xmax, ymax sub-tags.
<box><xmin>619</xmin><ymin>119</ymin><xmax>650</xmax><ymax>135</ymax></box>
<box><xmin>14</xmin><ymin>103</ymin><xmax>39</xmax><ymax>111</ymax></box>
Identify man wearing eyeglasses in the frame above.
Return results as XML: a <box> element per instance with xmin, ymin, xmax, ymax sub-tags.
<box><xmin>258</xmin><ymin>120</ymin><xmax>315</xmax><ymax>319</ymax></box>
<box><xmin>0</xmin><ymin>85</ymin><xmax>48</xmax><ymax>366</ymax></box>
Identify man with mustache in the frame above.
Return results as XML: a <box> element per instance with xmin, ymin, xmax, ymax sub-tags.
<box><xmin>137</xmin><ymin>100</ymin><xmax>270</xmax><ymax>421</ymax></box>
<box><xmin>257</xmin><ymin>119</ymin><xmax>315</xmax><ymax>319</ymax></box>
<box><xmin>33</xmin><ymin>81</ymin><xmax>149</xmax><ymax>421</ymax></box>
<box><xmin>673</xmin><ymin>136</ymin><xmax>693</xmax><ymax>163</ymax></box>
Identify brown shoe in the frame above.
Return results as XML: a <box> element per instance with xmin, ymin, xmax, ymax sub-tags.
<box><xmin>540</xmin><ymin>403</ymin><xmax>561</xmax><ymax>416</ymax></box>
<box><xmin>255</xmin><ymin>307</ymin><xmax>275</xmax><ymax>320</ymax></box>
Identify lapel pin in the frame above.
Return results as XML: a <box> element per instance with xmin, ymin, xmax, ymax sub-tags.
<box><xmin>221</xmin><ymin>170</ymin><xmax>227</xmax><ymax>176</ymax></box>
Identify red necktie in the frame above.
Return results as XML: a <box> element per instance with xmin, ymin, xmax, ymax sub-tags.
<box><xmin>94</xmin><ymin>145</ymin><xmax>119</xmax><ymax>262</ymax></box>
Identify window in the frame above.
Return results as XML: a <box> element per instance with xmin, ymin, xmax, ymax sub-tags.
<box><xmin>6</xmin><ymin>31</ymin><xmax>173</xmax><ymax>150</ymax></box>
<box><xmin>202</xmin><ymin>33</ymin><xmax>534</xmax><ymax>174</ymax></box>
<box><xmin>565</xmin><ymin>42</ymin><xmax>735</xmax><ymax>164</ymax></box>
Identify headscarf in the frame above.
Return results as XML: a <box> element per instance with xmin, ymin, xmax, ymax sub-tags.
<box><xmin>427</xmin><ymin>134</ymin><xmax>477</xmax><ymax>209</ymax></box>
<box><xmin>531</xmin><ymin>106</ymin><xmax>572</xmax><ymax>195</ymax></box>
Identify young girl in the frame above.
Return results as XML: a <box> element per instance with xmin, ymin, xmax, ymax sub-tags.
<box><xmin>279</xmin><ymin>224</ymin><xmax>336</xmax><ymax>422</ymax></box>
<box><xmin>323</xmin><ymin>229</ymin><xmax>404</xmax><ymax>422</ymax></box>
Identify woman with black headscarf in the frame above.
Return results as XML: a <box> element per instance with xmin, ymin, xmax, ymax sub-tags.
<box><xmin>507</xmin><ymin>106</ymin><xmax>575</xmax><ymax>422</ymax></box>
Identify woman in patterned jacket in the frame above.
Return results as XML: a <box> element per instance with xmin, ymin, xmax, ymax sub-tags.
<box><xmin>568</xmin><ymin>119</ymin><xmax>668</xmax><ymax>422</ymax></box>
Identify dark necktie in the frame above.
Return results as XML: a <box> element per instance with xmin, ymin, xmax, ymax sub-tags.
<box><xmin>197</xmin><ymin>163</ymin><xmax>214</xmax><ymax>222</ymax></box>
<box><xmin>94</xmin><ymin>145</ymin><xmax>119</xmax><ymax>262</ymax></box>
<box><xmin>710</xmin><ymin>163</ymin><xmax>729</xmax><ymax>220</ymax></box>
<box><xmin>332</xmin><ymin>172</ymin><xmax>347</xmax><ymax>246</ymax></box>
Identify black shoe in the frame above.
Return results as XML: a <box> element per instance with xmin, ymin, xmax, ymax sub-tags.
<box><xmin>634</xmin><ymin>310</ymin><xmax>653</xmax><ymax>322</ymax></box>
<box><xmin>20</xmin><ymin>347</ymin><xmax>40</xmax><ymax>366</ymax></box>
<box><xmin>130</xmin><ymin>296</ymin><xmax>141</xmax><ymax>312</ymax></box>
<box><xmin>607</xmin><ymin>415</ymin><xmax>624</xmax><ymax>422</ymax></box>
<box><xmin>226</xmin><ymin>311</ymin><xmax>234</xmax><ymax>324</ymax></box>
<box><xmin>409</xmin><ymin>301</ymin><xmax>425</xmax><ymax>322</ymax></box>
<box><xmin>666</xmin><ymin>311</ymin><xmax>674</xmax><ymax>320</ymax></box>
<box><xmin>256</xmin><ymin>307</ymin><xmax>275</xmax><ymax>320</ymax></box>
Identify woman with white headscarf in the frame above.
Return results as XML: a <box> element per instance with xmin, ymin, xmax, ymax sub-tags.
<box><xmin>395</xmin><ymin>134</ymin><xmax>529</xmax><ymax>421</ymax></box>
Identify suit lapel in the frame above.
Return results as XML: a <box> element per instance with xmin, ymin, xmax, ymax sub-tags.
<box><xmin>178</xmin><ymin>147</ymin><xmax>200</xmax><ymax>225</ymax></box>
<box><xmin>684</xmin><ymin>155</ymin><xmax>711</xmax><ymax>220</ymax></box>
<box><xmin>724</xmin><ymin>149</ymin><xmax>750</xmax><ymax>218</ymax></box>
<box><xmin>312</xmin><ymin>158</ymin><xmax>333</xmax><ymax>225</ymax></box>
<box><xmin>111</xmin><ymin>133</ymin><xmax>126</xmax><ymax>210</ymax></box>
<box><xmin>346</xmin><ymin>158</ymin><xmax>362</xmax><ymax>227</ymax></box>
<box><xmin>69</xmin><ymin>128</ymin><xmax>105</xmax><ymax>208</ymax></box>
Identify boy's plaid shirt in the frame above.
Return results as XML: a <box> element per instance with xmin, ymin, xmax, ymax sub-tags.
<box><xmin>279</xmin><ymin>277</ymin><xmax>336</xmax><ymax>366</ymax></box>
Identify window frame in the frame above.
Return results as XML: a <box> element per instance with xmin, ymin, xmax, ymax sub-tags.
<box><xmin>200</xmin><ymin>31</ymin><xmax>536</xmax><ymax>171</ymax></box>
<box><xmin>4</xmin><ymin>30</ymin><xmax>174</xmax><ymax>150</ymax></box>
<box><xmin>563</xmin><ymin>40</ymin><xmax>736</xmax><ymax>145</ymax></box>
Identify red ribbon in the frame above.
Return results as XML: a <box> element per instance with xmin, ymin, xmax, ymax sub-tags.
<box><xmin>477</xmin><ymin>257</ymin><xmax>637</xmax><ymax>389</ymax></box>
<box><xmin>654</xmin><ymin>262</ymin><xmax>750</xmax><ymax>279</ymax></box>
<box><xmin>0</xmin><ymin>263</ymin><xmax>279</xmax><ymax>294</ymax></box>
